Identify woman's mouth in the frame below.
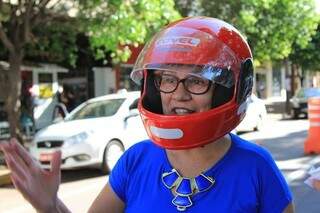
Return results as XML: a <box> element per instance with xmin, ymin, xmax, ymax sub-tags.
<box><xmin>172</xmin><ymin>108</ymin><xmax>195</xmax><ymax>115</ymax></box>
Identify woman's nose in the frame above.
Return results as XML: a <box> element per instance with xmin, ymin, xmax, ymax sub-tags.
<box><xmin>172</xmin><ymin>82</ymin><xmax>192</xmax><ymax>101</ymax></box>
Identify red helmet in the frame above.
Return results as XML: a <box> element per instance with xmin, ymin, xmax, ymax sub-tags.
<box><xmin>131</xmin><ymin>16</ymin><xmax>253</xmax><ymax>150</ymax></box>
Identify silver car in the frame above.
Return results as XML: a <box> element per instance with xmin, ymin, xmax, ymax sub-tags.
<box><xmin>234</xmin><ymin>94</ymin><xmax>268</xmax><ymax>133</ymax></box>
<box><xmin>29</xmin><ymin>91</ymin><xmax>148</xmax><ymax>173</ymax></box>
<box><xmin>290</xmin><ymin>87</ymin><xmax>320</xmax><ymax>119</ymax></box>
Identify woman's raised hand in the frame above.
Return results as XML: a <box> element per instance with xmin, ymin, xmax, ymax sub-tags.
<box><xmin>0</xmin><ymin>138</ymin><xmax>62</xmax><ymax>212</ymax></box>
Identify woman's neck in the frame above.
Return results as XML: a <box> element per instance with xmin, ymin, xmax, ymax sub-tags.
<box><xmin>165</xmin><ymin>134</ymin><xmax>231</xmax><ymax>177</ymax></box>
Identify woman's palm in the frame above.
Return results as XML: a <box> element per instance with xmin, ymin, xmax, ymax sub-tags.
<box><xmin>0</xmin><ymin>138</ymin><xmax>61</xmax><ymax>211</ymax></box>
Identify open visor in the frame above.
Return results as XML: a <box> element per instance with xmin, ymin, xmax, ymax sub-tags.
<box><xmin>131</xmin><ymin>26</ymin><xmax>241</xmax><ymax>89</ymax></box>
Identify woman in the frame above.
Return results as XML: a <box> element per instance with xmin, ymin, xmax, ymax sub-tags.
<box><xmin>0</xmin><ymin>17</ymin><xmax>294</xmax><ymax>212</ymax></box>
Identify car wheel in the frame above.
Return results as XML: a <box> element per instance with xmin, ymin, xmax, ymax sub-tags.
<box><xmin>291</xmin><ymin>108</ymin><xmax>300</xmax><ymax>119</ymax></box>
<box><xmin>254</xmin><ymin>115</ymin><xmax>264</xmax><ymax>131</ymax></box>
<box><xmin>101</xmin><ymin>140</ymin><xmax>125</xmax><ymax>174</ymax></box>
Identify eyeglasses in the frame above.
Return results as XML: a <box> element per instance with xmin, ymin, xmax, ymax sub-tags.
<box><xmin>154</xmin><ymin>73</ymin><xmax>212</xmax><ymax>95</ymax></box>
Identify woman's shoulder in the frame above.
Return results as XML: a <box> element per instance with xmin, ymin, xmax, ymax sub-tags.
<box><xmin>229</xmin><ymin>133</ymin><xmax>274</xmax><ymax>163</ymax></box>
<box><xmin>126</xmin><ymin>139</ymin><xmax>161</xmax><ymax>153</ymax></box>
<box><xmin>122</xmin><ymin>139</ymin><xmax>163</xmax><ymax>161</ymax></box>
<box><xmin>114</xmin><ymin>140</ymin><xmax>165</xmax><ymax>178</ymax></box>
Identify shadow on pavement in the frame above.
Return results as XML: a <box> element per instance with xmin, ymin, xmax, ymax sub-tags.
<box><xmin>256</xmin><ymin>130</ymin><xmax>308</xmax><ymax>161</ymax></box>
<box><xmin>248</xmin><ymin>126</ymin><xmax>320</xmax><ymax>213</ymax></box>
<box><xmin>290</xmin><ymin>179</ymin><xmax>320</xmax><ymax>213</ymax></box>
<box><xmin>0</xmin><ymin>168</ymin><xmax>107</xmax><ymax>189</ymax></box>
<box><xmin>61</xmin><ymin>168</ymin><xmax>106</xmax><ymax>183</ymax></box>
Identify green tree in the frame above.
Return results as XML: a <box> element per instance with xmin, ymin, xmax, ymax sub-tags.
<box><xmin>289</xmin><ymin>25</ymin><xmax>320</xmax><ymax>73</ymax></box>
<box><xmin>0</xmin><ymin>0</ymin><xmax>78</xmax><ymax>140</ymax></box>
<box><xmin>80</xmin><ymin>0</ymin><xmax>180</xmax><ymax>63</ymax></box>
<box><xmin>0</xmin><ymin>0</ymin><xmax>180</xmax><ymax>141</ymax></box>
<box><xmin>24</xmin><ymin>19</ymin><xmax>79</xmax><ymax>66</ymax></box>
<box><xmin>175</xmin><ymin>0</ymin><xmax>319</xmax><ymax>64</ymax></box>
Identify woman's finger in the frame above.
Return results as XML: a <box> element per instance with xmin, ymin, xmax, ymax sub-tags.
<box><xmin>11</xmin><ymin>138</ymin><xmax>35</xmax><ymax>167</ymax></box>
<box><xmin>4</xmin><ymin>152</ymin><xmax>28</xmax><ymax>181</ymax></box>
<box><xmin>10</xmin><ymin>171</ymin><xmax>30</xmax><ymax>198</ymax></box>
<box><xmin>9</xmin><ymin>139</ymin><xmax>42</xmax><ymax>179</ymax></box>
<box><xmin>0</xmin><ymin>141</ymin><xmax>10</xmax><ymax>153</ymax></box>
<box><xmin>312</xmin><ymin>179</ymin><xmax>320</xmax><ymax>191</ymax></box>
<box><xmin>10</xmin><ymin>172</ymin><xmax>41</xmax><ymax>210</ymax></box>
<box><xmin>51</xmin><ymin>150</ymin><xmax>61</xmax><ymax>175</ymax></box>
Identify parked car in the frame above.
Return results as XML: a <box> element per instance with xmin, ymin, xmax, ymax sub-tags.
<box><xmin>29</xmin><ymin>91</ymin><xmax>148</xmax><ymax>173</ymax></box>
<box><xmin>0</xmin><ymin>102</ymin><xmax>10</xmax><ymax>139</ymax></box>
<box><xmin>234</xmin><ymin>94</ymin><xmax>268</xmax><ymax>133</ymax></box>
<box><xmin>0</xmin><ymin>121</ymin><xmax>9</xmax><ymax>139</ymax></box>
<box><xmin>290</xmin><ymin>87</ymin><xmax>320</xmax><ymax>119</ymax></box>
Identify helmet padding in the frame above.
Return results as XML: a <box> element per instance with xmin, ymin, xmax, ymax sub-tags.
<box><xmin>142</xmin><ymin>72</ymin><xmax>163</xmax><ymax>114</ymax></box>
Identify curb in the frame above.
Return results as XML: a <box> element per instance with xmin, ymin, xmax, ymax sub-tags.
<box><xmin>0</xmin><ymin>167</ymin><xmax>11</xmax><ymax>186</ymax></box>
<box><xmin>0</xmin><ymin>152</ymin><xmax>12</xmax><ymax>186</ymax></box>
<box><xmin>0</xmin><ymin>141</ymin><xmax>32</xmax><ymax>187</ymax></box>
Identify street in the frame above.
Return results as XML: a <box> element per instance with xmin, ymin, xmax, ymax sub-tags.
<box><xmin>240</xmin><ymin>117</ymin><xmax>320</xmax><ymax>213</ymax></box>
<box><xmin>0</xmin><ymin>116</ymin><xmax>319</xmax><ymax>212</ymax></box>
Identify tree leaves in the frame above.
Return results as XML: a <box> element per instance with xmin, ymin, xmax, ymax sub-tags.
<box><xmin>79</xmin><ymin>0</ymin><xmax>181</xmax><ymax>64</ymax></box>
<box><xmin>289</xmin><ymin>26</ymin><xmax>320</xmax><ymax>71</ymax></box>
<box><xmin>176</xmin><ymin>0</ymin><xmax>319</xmax><ymax>65</ymax></box>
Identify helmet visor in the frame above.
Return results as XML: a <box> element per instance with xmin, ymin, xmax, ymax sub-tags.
<box><xmin>131</xmin><ymin>26</ymin><xmax>240</xmax><ymax>89</ymax></box>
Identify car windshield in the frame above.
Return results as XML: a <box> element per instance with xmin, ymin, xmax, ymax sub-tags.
<box><xmin>297</xmin><ymin>88</ymin><xmax>320</xmax><ymax>98</ymax></box>
<box><xmin>65</xmin><ymin>98</ymin><xmax>125</xmax><ymax>121</ymax></box>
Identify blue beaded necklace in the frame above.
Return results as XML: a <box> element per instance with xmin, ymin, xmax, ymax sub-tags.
<box><xmin>162</xmin><ymin>168</ymin><xmax>215</xmax><ymax>211</ymax></box>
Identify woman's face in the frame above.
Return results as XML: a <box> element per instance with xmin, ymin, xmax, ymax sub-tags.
<box><xmin>156</xmin><ymin>66</ymin><xmax>214</xmax><ymax>115</ymax></box>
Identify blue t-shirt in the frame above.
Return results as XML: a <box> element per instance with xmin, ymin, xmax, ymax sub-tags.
<box><xmin>109</xmin><ymin>134</ymin><xmax>292</xmax><ymax>212</ymax></box>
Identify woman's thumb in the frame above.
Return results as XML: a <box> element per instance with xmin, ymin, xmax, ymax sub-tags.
<box><xmin>51</xmin><ymin>150</ymin><xmax>62</xmax><ymax>174</ymax></box>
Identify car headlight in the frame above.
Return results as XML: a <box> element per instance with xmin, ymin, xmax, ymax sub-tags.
<box><xmin>63</xmin><ymin>132</ymin><xmax>89</xmax><ymax>148</ymax></box>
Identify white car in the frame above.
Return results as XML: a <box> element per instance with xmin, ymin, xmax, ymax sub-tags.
<box><xmin>29</xmin><ymin>91</ymin><xmax>148</xmax><ymax>173</ymax></box>
<box><xmin>234</xmin><ymin>94</ymin><xmax>268</xmax><ymax>133</ymax></box>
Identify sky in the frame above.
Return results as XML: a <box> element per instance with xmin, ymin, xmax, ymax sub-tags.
<box><xmin>316</xmin><ymin>0</ymin><xmax>320</xmax><ymax>13</ymax></box>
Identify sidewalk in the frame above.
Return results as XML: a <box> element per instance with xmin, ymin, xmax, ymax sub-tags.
<box><xmin>0</xmin><ymin>139</ymin><xmax>33</xmax><ymax>186</ymax></box>
<box><xmin>264</xmin><ymin>98</ymin><xmax>292</xmax><ymax>120</ymax></box>
<box><xmin>0</xmin><ymin>148</ymin><xmax>11</xmax><ymax>186</ymax></box>
<box><xmin>0</xmin><ymin>164</ymin><xmax>11</xmax><ymax>186</ymax></box>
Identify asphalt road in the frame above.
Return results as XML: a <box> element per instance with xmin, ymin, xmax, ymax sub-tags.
<box><xmin>0</xmin><ymin>116</ymin><xmax>319</xmax><ymax>212</ymax></box>
<box><xmin>240</xmin><ymin>116</ymin><xmax>320</xmax><ymax>213</ymax></box>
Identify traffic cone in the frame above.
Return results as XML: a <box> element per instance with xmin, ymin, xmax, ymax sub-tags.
<box><xmin>304</xmin><ymin>97</ymin><xmax>320</xmax><ymax>154</ymax></box>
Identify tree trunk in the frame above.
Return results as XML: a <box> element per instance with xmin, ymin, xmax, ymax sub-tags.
<box><xmin>0</xmin><ymin>65</ymin><xmax>9</xmax><ymax>97</ymax></box>
<box><xmin>284</xmin><ymin>59</ymin><xmax>291</xmax><ymax>114</ymax></box>
<box><xmin>5</xmin><ymin>51</ymin><xmax>23</xmax><ymax>141</ymax></box>
<box><xmin>291</xmin><ymin>63</ymin><xmax>298</xmax><ymax>97</ymax></box>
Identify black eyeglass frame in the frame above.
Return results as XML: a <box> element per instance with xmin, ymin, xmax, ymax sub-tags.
<box><xmin>153</xmin><ymin>74</ymin><xmax>212</xmax><ymax>95</ymax></box>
